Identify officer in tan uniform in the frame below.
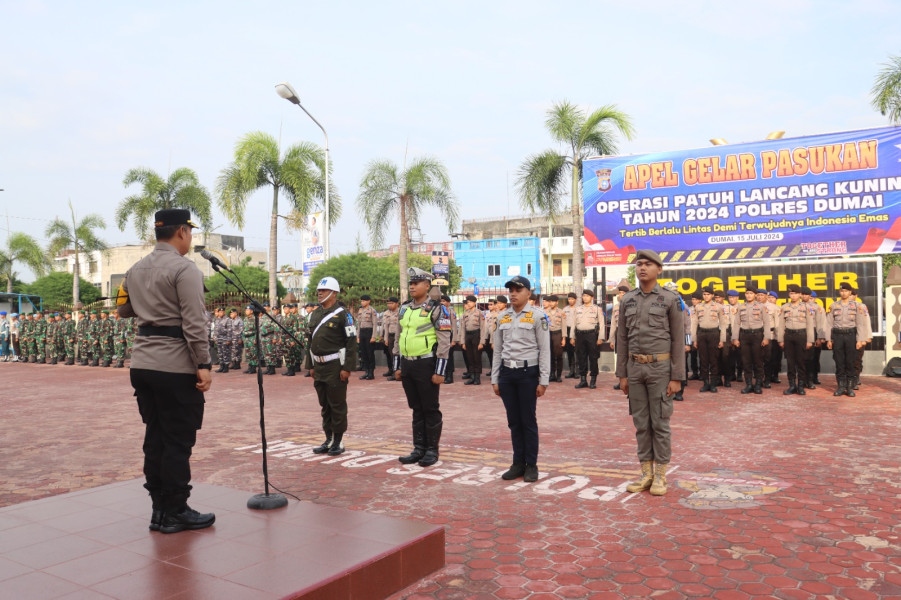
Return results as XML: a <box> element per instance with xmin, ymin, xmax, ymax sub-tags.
<box><xmin>713</xmin><ymin>289</ymin><xmax>732</xmax><ymax>388</ymax></box>
<box><xmin>118</xmin><ymin>209</ymin><xmax>215</xmax><ymax>534</ymax></box>
<box><xmin>765</xmin><ymin>291</ymin><xmax>783</xmax><ymax>384</ymax></box>
<box><xmin>618</xmin><ymin>249</ymin><xmax>685</xmax><ymax>497</ymax></box>
<box><xmin>542</xmin><ymin>294</ymin><xmax>565</xmax><ymax>382</ymax></box>
<box><xmin>440</xmin><ymin>294</ymin><xmax>458</xmax><ymax>384</ymax></box>
<box><xmin>826</xmin><ymin>282</ymin><xmax>869</xmax><ymax>397</ymax></box>
<box><xmin>380</xmin><ymin>297</ymin><xmax>400</xmax><ymax>378</ymax></box>
<box><xmin>482</xmin><ymin>299</ymin><xmax>499</xmax><ymax>368</ymax></box>
<box><xmin>608</xmin><ymin>285</ymin><xmax>629</xmax><ymax>390</ymax></box>
<box><xmin>801</xmin><ymin>286</ymin><xmax>826</xmax><ymax>389</ymax></box>
<box><xmin>849</xmin><ymin>288</ymin><xmax>871</xmax><ymax>391</ymax></box>
<box><xmin>459</xmin><ymin>295</ymin><xmax>486</xmax><ymax>385</ymax></box>
<box><xmin>562</xmin><ymin>292</ymin><xmax>578</xmax><ymax>379</ymax></box>
<box><xmin>356</xmin><ymin>295</ymin><xmax>378</xmax><ymax>380</ymax></box>
<box><xmin>691</xmin><ymin>286</ymin><xmax>727</xmax><ymax>393</ymax></box>
<box><xmin>571</xmin><ymin>289</ymin><xmax>604</xmax><ymax>389</ymax></box>
<box><xmin>776</xmin><ymin>284</ymin><xmax>815</xmax><ymax>395</ymax></box>
<box><xmin>732</xmin><ymin>288</ymin><xmax>772</xmax><ymax>394</ymax></box>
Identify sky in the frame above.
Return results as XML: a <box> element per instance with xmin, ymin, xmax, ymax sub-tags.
<box><xmin>1</xmin><ymin>0</ymin><xmax>899</xmax><ymax>282</ymax></box>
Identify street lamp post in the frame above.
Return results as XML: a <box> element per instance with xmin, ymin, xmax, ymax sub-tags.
<box><xmin>275</xmin><ymin>82</ymin><xmax>330</xmax><ymax>261</ymax></box>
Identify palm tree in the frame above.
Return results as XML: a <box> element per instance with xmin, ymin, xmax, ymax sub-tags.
<box><xmin>357</xmin><ymin>157</ymin><xmax>457</xmax><ymax>300</ymax></box>
<box><xmin>117</xmin><ymin>167</ymin><xmax>213</xmax><ymax>241</ymax></box>
<box><xmin>517</xmin><ymin>101</ymin><xmax>635</xmax><ymax>293</ymax></box>
<box><xmin>871</xmin><ymin>54</ymin><xmax>901</xmax><ymax>124</ymax></box>
<box><xmin>46</xmin><ymin>201</ymin><xmax>108</xmax><ymax>305</ymax></box>
<box><xmin>0</xmin><ymin>232</ymin><xmax>48</xmax><ymax>293</ymax></box>
<box><xmin>216</xmin><ymin>131</ymin><xmax>339</xmax><ymax>307</ymax></box>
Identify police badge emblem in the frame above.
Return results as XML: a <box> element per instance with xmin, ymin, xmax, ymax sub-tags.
<box><xmin>596</xmin><ymin>168</ymin><xmax>612</xmax><ymax>192</ymax></box>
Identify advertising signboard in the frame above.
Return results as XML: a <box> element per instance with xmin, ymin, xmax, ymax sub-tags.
<box><xmin>583</xmin><ymin>126</ymin><xmax>901</xmax><ymax>265</ymax></box>
<box><xmin>301</xmin><ymin>212</ymin><xmax>325</xmax><ymax>273</ymax></box>
<box><xmin>431</xmin><ymin>251</ymin><xmax>449</xmax><ymax>275</ymax></box>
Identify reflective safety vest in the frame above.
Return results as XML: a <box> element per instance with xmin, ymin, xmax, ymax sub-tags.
<box><xmin>398</xmin><ymin>303</ymin><xmax>438</xmax><ymax>357</ymax></box>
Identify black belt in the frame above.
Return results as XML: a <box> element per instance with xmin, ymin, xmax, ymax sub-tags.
<box><xmin>698</xmin><ymin>327</ymin><xmax>720</xmax><ymax>332</ymax></box>
<box><xmin>741</xmin><ymin>328</ymin><xmax>764</xmax><ymax>334</ymax></box>
<box><xmin>785</xmin><ymin>328</ymin><xmax>806</xmax><ymax>334</ymax></box>
<box><xmin>832</xmin><ymin>328</ymin><xmax>855</xmax><ymax>334</ymax></box>
<box><xmin>137</xmin><ymin>325</ymin><xmax>184</xmax><ymax>339</ymax></box>
<box><xmin>465</xmin><ymin>329</ymin><xmax>481</xmax><ymax>333</ymax></box>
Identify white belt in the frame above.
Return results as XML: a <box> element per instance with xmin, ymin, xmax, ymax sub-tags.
<box><xmin>503</xmin><ymin>358</ymin><xmax>537</xmax><ymax>369</ymax></box>
<box><xmin>312</xmin><ymin>352</ymin><xmax>341</xmax><ymax>363</ymax></box>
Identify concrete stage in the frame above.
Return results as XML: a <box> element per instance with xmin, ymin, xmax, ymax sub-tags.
<box><xmin>0</xmin><ymin>480</ymin><xmax>444</xmax><ymax>600</ymax></box>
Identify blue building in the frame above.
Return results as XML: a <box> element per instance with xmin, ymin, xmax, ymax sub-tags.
<box><xmin>453</xmin><ymin>237</ymin><xmax>542</xmax><ymax>294</ymax></box>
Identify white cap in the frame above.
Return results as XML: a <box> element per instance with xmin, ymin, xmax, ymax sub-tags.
<box><xmin>316</xmin><ymin>277</ymin><xmax>340</xmax><ymax>292</ymax></box>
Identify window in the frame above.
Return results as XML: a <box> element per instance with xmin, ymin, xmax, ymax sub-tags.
<box><xmin>471</xmin><ymin>242</ymin><xmax>481</xmax><ymax>249</ymax></box>
<box><xmin>567</xmin><ymin>259</ymin><xmax>573</xmax><ymax>274</ymax></box>
<box><xmin>553</xmin><ymin>259</ymin><xmax>562</xmax><ymax>277</ymax></box>
<box><xmin>509</xmin><ymin>239</ymin><xmax>519</xmax><ymax>247</ymax></box>
<box><xmin>527</xmin><ymin>263</ymin><xmax>532</xmax><ymax>276</ymax></box>
<box><xmin>488</xmin><ymin>264</ymin><xmax>501</xmax><ymax>277</ymax></box>
<box><xmin>524</xmin><ymin>239</ymin><xmax>534</xmax><ymax>247</ymax></box>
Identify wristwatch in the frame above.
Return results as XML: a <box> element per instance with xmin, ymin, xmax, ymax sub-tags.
<box><xmin>197</xmin><ymin>363</ymin><xmax>212</xmax><ymax>370</ymax></box>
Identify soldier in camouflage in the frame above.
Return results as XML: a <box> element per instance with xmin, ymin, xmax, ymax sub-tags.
<box><xmin>213</xmin><ymin>307</ymin><xmax>233</xmax><ymax>373</ymax></box>
<box><xmin>32</xmin><ymin>311</ymin><xmax>47</xmax><ymax>363</ymax></box>
<box><xmin>259</xmin><ymin>303</ymin><xmax>279</xmax><ymax>375</ymax></box>
<box><xmin>228</xmin><ymin>308</ymin><xmax>243</xmax><ymax>370</ymax></box>
<box><xmin>242</xmin><ymin>305</ymin><xmax>259</xmax><ymax>374</ymax></box>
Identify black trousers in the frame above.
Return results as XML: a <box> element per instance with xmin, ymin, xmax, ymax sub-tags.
<box><xmin>689</xmin><ymin>347</ymin><xmax>699</xmax><ymax>376</ymax></box>
<box><xmin>549</xmin><ymin>331</ymin><xmax>564</xmax><ymax>376</ymax></box>
<box><xmin>464</xmin><ymin>330</ymin><xmax>483</xmax><ymax>374</ymax></box>
<box><xmin>697</xmin><ymin>329</ymin><xmax>720</xmax><ymax>380</ymax></box>
<box><xmin>359</xmin><ymin>327</ymin><xmax>374</xmax><ymax>371</ymax></box>
<box><xmin>382</xmin><ymin>334</ymin><xmax>394</xmax><ymax>370</ymax></box>
<box><xmin>806</xmin><ymin>345</ymin><xmax>822</xmax><ymax>379</ymax></box>
<box><xmin>564</xmin><ymin>327</ymin><xmax>576</xmax><ymax>372</ymax></box>
<box><xmin>313</xmin><ymin>360</ymin><xmax>349</xmax><ymax>435</ymax></box>
<box><xmin>718</xmin><ymin>340</ymin><xmax>731</xmax><ymax>381</ymax></box>
<box><xmin>783</xmin><ymin>329</ymin><xmax>808</xmax><ymax>382</ymax></box>
<box><xmin>739</xmin><ymin>329</ymin><xmax>765</xmax><ymax>380</ymax></box>
<box><xmin>457</xmin><ymin>344</ymin><xmax>470</xmax><ymax>373</ymax></box>
<box><xmin>832</xmin><ymin>330</ymin><xmax>857</xmax><ymax>380</ymax></box>
<box><xmin>767</xmin><ymin>336</ymin><xmax>783</xmax><ymax>379</ymax></box>
<box><xmin>401</xmin><ymin>357</ymin><xmax>442</xmax><ymax>429</ymax></box>
<box><xmin>499</xmin><ymin>365</ymin><xmax>539</xmax><ymax>465</ymax></box>
<box><xmin>484</xmin><ymin>345</ymin><xmax>494</xmax><ymax>369</ymax></box>
<box><xmin>131</xmin><ymin>368</ymin><xmax>204</xmax><ymax>511</ymax></box>
<box><xmin>854</xmin><ymin>346</ymin><xmax>865</xmax><ymax>378</ymax></box>
<box><xmin>575</xmin><ymin>329</ymin><xmax>599</xmax><ymax>376</ymax></box>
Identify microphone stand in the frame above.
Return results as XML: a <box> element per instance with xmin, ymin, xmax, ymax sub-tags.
<box><xmin>209</xmin><ymin>262</ymin><xmax>305</xmax><ymax>510</ymax></box>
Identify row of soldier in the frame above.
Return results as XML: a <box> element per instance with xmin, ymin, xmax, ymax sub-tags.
<box><xmin>0</xmin><ymin>310</ymin><xmax>135</xmax><ymax>366</ymax></box>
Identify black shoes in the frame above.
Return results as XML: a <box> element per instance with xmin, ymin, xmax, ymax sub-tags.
<box><xmin>159</xmin><ymin>506</ymin><xmax>215</xmax><ymax>534</ymax></box>
<box><xmin>523</xmin><ymin>464</ymin><xmax>539</xmax><ymax>483</ymax></box>
<box><xmin>464</xmin><ymin>374</ymin><xmax>481</xmax><ymax>385</ymax></box>
<box><xmin>589</xmin><ymin>376</ymin><xmax>597</xmax><ymax>389</ymax></box>
<box><xmin>149</xmin><ymin>509</ymin><xmax>163</xmax><ymax>531</ymax></box>
<box><xmin>613</xmin><ymin>382</ymin><xmax>621</xmax><ymax>390</ymax></box>
<box><xmin>444</xmin><ymin>374</ymin><xmax>454</xmax><ymax>384</ymax></box>
<box><xmin>312</xmin><ymin>436</ymin><xmax>332</xmax><ymax>454</ymax></box>
<box><xmin>565</xmin><ymin>371</ymin><xmax>578</xmax><ymax>379</ymax></box>
<box><xmin>575</xmin><ymin>376</ymin><xmax>588</xmax><ymax>389</ymax></box>
<box><xmin>700</xmin><ymin>380</ymin><xmax>710</xmax><ymax>392</ymax></box>
<box><xmin>501</xmin><ymin>463</ymin><xmax>526</xmax><ymax>480</ymax></box>
<box><xmin>327</xmin><ymin>433</ymin><xmax>345</xmax><ymax>456</ymax></box>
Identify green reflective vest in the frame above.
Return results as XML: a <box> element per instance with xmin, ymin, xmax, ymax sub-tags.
<box><xmin>398</xmin><ymin>304</ymin><xmax>437</xmax><ymax>357</ymax></box>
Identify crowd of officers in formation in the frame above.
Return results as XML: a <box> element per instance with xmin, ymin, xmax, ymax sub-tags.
<box><xmin>0</xmin><ymin>310</ymin><xmax>135</xmax><ymax>366</ymax></box>
<box><xmin>0</xmin><ymin>279</ymin><xmax>873</xmax><ymax>402</ymax></box>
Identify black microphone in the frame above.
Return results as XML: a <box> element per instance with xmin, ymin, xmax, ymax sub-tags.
<box><xmin>200</xmin><ymin>249</ymin><xmax>232</xmax><ymax>272</ymax></box>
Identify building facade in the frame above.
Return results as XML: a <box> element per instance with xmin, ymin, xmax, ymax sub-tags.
<box><xmin>454</xmin><ymin>237</ymin><xmax>542</xmax><ymax>294</ymax></box>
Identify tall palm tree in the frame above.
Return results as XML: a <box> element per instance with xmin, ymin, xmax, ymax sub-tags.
<box><xmin>871</xmin><ymin>54</ymin><xmax>901</xmax><ymax>124</ymax></box>
<box><xmin>517</xmin><ymin>101</ymin><xmax>634</xmax><ymax>293</ymax></box>
<box><xmin>0</xmin><ymin>233</ymin><xmax>48</xmax><ymax>293</ymax></box>
<box><xmin>46</xmin><ymin>201</ymin><xmax>108</xmax><ymax>305</ymax></box>
<box><xmin>216</xmin><ymin>131</ymin><xmax>339</xmax><ymax>307</ymax></box>
<box><xmin>357</xmin><ymin>157</ymin><xmax>457</xmax><ymax>300</ymax></box>
<box><xmin>117</xmin><ymin>167</ymin><xmax>213</xmax><ymax>241</ymax></box>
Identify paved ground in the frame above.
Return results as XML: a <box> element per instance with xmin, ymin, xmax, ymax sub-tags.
<box><xmin>2</xmin><ymin>362</ymin><xmax>901</xmax><ymax>599</ymax></box>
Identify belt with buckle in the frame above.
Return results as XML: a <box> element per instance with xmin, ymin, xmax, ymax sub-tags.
<box><xmin>311</xmin><ymin>352</ymin><xmax>340</xmax><ymax>363</ymax></box>
<box><xmin>832</xmin><ymin>328</ymin><xmax>855</xmax><ymax>334</ymax></box>
<box><xmin>698</xmin><ymin>327</ymin><xmax>720</xmax><ymax>333</ymax></box>
<box><xmin>630</xmin><ymin>352</ymin><xmax>671</xmax><ymax>364</ymax></box>
<box><xmin>401</xmin><ymin>354</ymin><xmax>434</xmax><ymax>361</ymax></box>
<box><xmin>137</xmin><ymin>325</ymin><xmax>184</xmax><ymax>339</ymax></box>
<box><xmin>502</xmin><ymin>359</ymin><xmax>536</xmax><ymax>369</ymax></box>
<box><xmin>741</xmin><ymin>328</ymin><xmax>764</xmax><ymax>334</ymax></box>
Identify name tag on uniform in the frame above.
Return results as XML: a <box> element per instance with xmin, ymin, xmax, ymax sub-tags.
<box><xmin>499</xmin><ymin>317</ymin><xmax>513</xmax><ymax>324</ymax></box>
<box><xmin>345</xmin><ymin>325</ymin><xmax>356</xmax><ymax>337</ymax></box>
<box><xmin>519</xmin><ymin>318</ymin><xmax>534</xmax><ymax>324</ymax></box>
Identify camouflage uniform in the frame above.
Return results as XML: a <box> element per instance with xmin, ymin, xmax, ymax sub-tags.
<box><xmin>259</xmin><ymin>308</ymin><xmax>278</xmax><ymax>374</ymax></box>
<box><xmin>19</xmin><ymin>316</ymin><xmax>32</xmax><ymax>362</ymax></box>
<box><xmin>113</xmin><ymin>315</ymin><xmax>129</xmax><ymax>367</ymax></box>
<box><xmin>76</xmin><ymin>314</ymin><xmax>91</xmax><ymax>365</ymax></box>
<box><xmin>87</xmin><ymin>313</ymin><xmax>103</xmax><ymax>366</ymax></box>
<box><xmin>281</xmin><ymin>306</ymin><xmax>304</xmax><ymax>376</ymax></box>
<box><xmin>242</xmin><ymin>309</ymin><xmax>258</xmax><ymax>373</ymax></box>
<box><xmin>229</xmin><ymin>311</ymin><xmax>244</xmax><ymax>369</ymax></box>
<box><xmin>44</xmin><ymin>316</ymin><xmax>59</xmax><ymax>363</ymax></box>
<box><xmin>32</xmin><ymin>313</ymin><xmax>47</xmax><ymax>363</ymax></box>
<box><xmin>58</xmin><ymin>316</ymin><xmax>72</xmax><ymax>363</ymax></box>
<box><xmin>98</xmin><ymin>313</ymin><xmax>114</xmax><ymax>366</ymax></box>
<box><xmin>213</xmin><ymin>312</ymin><xmax>233</xmax><ymax>372</ymax></box>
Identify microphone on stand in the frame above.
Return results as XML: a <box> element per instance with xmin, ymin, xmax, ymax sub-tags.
<box><xmin>200</xmin><ymin>249</ymin><xmax>233</xmax><ymax>273</ymax></box>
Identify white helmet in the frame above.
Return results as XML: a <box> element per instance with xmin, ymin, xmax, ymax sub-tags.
<box><xmin>316</xmin><ymin>277</ymin><xmax>340</xmax><ymax>292</ymax></box>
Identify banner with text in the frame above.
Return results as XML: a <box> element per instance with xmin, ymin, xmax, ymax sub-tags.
<box><xmin>301</xmin><ymin>212</ymin><xmax>325</xmax><ymax>273</ymax></box>
<box><xmin>582</xmin><ymin>126</ymin><xmax>901</xmax><ymax>265</ymax></box>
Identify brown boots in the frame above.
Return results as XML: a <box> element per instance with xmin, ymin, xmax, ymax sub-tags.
<box><xmin>626</xmin><ymin>461</ymin><xmax>668</xmax><ymax>496</ymax></box>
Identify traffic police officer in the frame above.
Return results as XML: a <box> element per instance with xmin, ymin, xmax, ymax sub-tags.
<box><xmin>691</xmin><ymin>286</ymin><xmax>727</xmax><ymax>392</ymax></box>
<box><xmin>304</xmin><ymin>277</ymin><xmax>358</xmax><ymax>456</ymax></box>
<box><xmin>826</xmin><ymin>282</ymin><xmax>868</xmax><ymax>397</ymax></box>
<box><xmin>776</xmin><ymin>284</ymin><xmax>815</xmax><ymax>395</ymax></box>
<box><xmin>849</xmin><ymin>288</ymin><xmax>872</xmax><ymax>390</ymax></box>
<box><xmin>492</xmin><ymin>276</ymin><xmax>550</xmax><ymax>483</ymax></box>
<box><xmin>571</xmin><ymin>289</ymin><xmax>603</xmax><ymax>389</ymax></box>
<box><xmin>732</xmin><ymin>288</ymin><xmax>772</xmax><ymax>394</ymax></box>
<box><xmin>617</xmin><ymin>249</ymin><xmax>685</xmax><ymax>497</ymax></box>
<box><xmin>394</xmin><ymin>267</ymin><xmax>453</xmax><ymax>467</ymax></box>
<box><xmin>118</xmin><ymin>209</ymin><xmax>215</xmax><ymax>534</ymax></box>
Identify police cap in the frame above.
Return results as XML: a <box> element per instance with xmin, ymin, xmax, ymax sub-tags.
<box><xmin>726</xmin><ymin>290</ymin><xmax>739</xmax><ymax>297</ymax></box>
<box><xmin>496</xmin><ymin>295</ymin><xmax>509</xmax><ymax>304</ymax></box>
<box><xmin>633</xmin><ymin>249</ymin><xmax>663</xmax><ymax>267</ymax></box>
<box><xmin>407</xmin><ymin>267</ymin><xmax>433</xmax><ymax>282</ymax></box>
<box><xmin>154</xmin><ymin>209</ymin><xmax>198</xmax><ymax>229</ymax></box>
<box><xmin>756</xmin><ymin>288</ymin><xmax>768</xmax><ymax>295</ymax></box>
<box><xmin>504</xmin><ymin>275</ymin><xmax>531</xmax><ymax>290</ymax></box>
<box><xmin>768</xmin><ymin>291</ymin><xmax>779</xmax><ymax>298</ymax></box>
<box><xmin>229</xmin><ymin>307</ymin><xmax>238</xmax><ymax>314</ymax></box>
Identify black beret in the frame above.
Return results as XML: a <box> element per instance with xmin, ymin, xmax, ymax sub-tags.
<box><xmin>567</xmin><ymin>292</ymin><xmax>577</xmax><ymax>299</ymax></box>
<box><xmin>496</xmin><ymin>295</ymin><xmax>509</xmax><ymax>304</ymax></box>
<box><xmin>799</xmin><ymin>286</ymin><xmax>812</xmax><ymax>295</ymax></box>
<box><xmin>582</xmin><ymin>289</ymin><xmax>595</xmax><ymax>297</ymax></box>
<box><xmin>154</xmin><ymin>209</ymin><xmax>198</xmax><ymax>228</ymax></box>
<box><xmin>388</xmin><ymin>296</ymin><xmax>399</xmax><ymax>303</ymax></box>
<box><xmin>360</xmin><ymin>294</ymin><xmax>371</xmax><ymax>301</ymax></box>
<box><xmin>529</xmin><ymin>293</ymin><xmax>539</xmax><ymax>302</ymax></box>
<box><xmin>439</xmin><ymin>295</ymin><xmax>450</xmax><ymax>302</ymax></box>
<box><xmin>547</xmin><ymin>294</ymin><xmax>559</xmax><ymax>302</ymax></box>
<box><xmin>787</xmin><ymin>284</ymin><xmax>801</xmax><ymax>293</ymax></box>
<box><xmin>702</xmin><ymin>286</ymin><xmax>714</xmax><ymax>294</ymax></box>
<box><xmin>617</xmin><ymin>285</ymin><xmax>630</xmax><ymax>292</ymax></box>
<box><xmin>465</xmin><ymin>295</ymin><xmax>478</xmax><ymax>303</ymax></box>
<box><xmin>692</xmin><ymin>291</ymin><xmax>704</xmax><ymax>300</ymax></box>
<box><xmin>713</xmin><ymin>289</ymin><xmax>726</xmax><ymax>298</ymax></box>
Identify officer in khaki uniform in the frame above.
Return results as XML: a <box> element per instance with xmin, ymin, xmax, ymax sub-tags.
<box><xmin>617</xmin><ymin>249</ymin><xmax>685</xmax><ymax>497</ymax></box>
<box><xmin>305</xmin><ymin>277</ymin><xmax>358</xmax><ymax>456</ymax></box>
<box><xmin>732</xmin><ymin>288</ymin><xmax>772</xmax><ymax>394</ymax></box>
<box><xmin>765</xmin><ymin>291</ymin><xmax>783</xmax><ymax>383</ymax></box>
<box><xmin>571</xmin><ymin>289</ymin><xmax>604</xmax><ymax>389</ymax></box>
<box><xmin>849</xmin><ymin>288</ymin><xmax>871</xmax><ymax>391</ymax></box>
<box><xmin>542</xmin><ymin>295</ymin><xmax>565</xmax><ymax>383</ymax></box>
<box><xmin>713</xmin><ymin>289</ymin><xmax>732</xmax><ymax>388</ymax></box>
<box><xmin>492</xmin><ymin>276</ymin><xmax>551</xmax><ymax>483</ymax></box>
<box><xmin>775</xmin><ymin>284</ymin><xmax>815</xmax><ymax>395</ymax></box>
<box><xmin>802</xmin><ymin>288</ymin><xmax>826</xmax><ymax>386</ymax></box>
<box><xmin>356</xmin><ymin>295</ymin><xmax>378</xmax><ymax>380</ymax></box>
<box><xmin>562</xmin><ymin>292</ymin><xmax>578</xmax><ymax>378</ymax></box>
<box><xmin>380</xmin><ymin>297</ymin><xmax>400</xmax><ymax>378</ymax></box>
<box><xmin>459</xmin><ymin>295</ymin><xmax>486</xmax><ymax>385</ymax></box>
<box><xmin>691</xmin><ymin>286</ymin><xmax>727</xmax><ymax>392</ymax></box>
<box><xmin>608</xmin><ymin>285</ymin><xmax>630</xmax><ymax>390</ymax></box>
<box><xmin>826</xmin><ymin>282</ymin><xmax>869</xmax><ymax>397</ymax></box>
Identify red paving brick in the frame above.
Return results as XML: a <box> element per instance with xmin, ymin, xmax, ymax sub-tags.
<box><xmin>1</xmin><ymin>362</ymin><xmax>901</xmax><ymax>598</ymax></box>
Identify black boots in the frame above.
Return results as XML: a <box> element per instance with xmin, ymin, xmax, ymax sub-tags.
<box><xmin>501</xmin><ymin>463</ymin><xmax>525</xmax><ymax>480</ymax></box>
<box><xmin>359</xmin><ymin>370</ymin><xmax>374</xmax><ymax>380</ymax></box>
<box><xmin>674</xmin><ymin>381</ymin><xmax>685</xmax><ymax>401</ymax></box>
<box><xmin>243</xmin><ymin>365</ymin><xmax>257</xmax><ymax>374</ymax></box>
<box><xmin>282</xmin><ymin>365</ymin><xmax>296</xmax><ymax>376</ymax></box>
<box><xmin>589</xmin><ymin>376</ymin><xmax>597</xmax><ymax>389</ymax></box>
<box><xmin>565</xmin><ymin>369</ymin><xmax>578</xmax><ymax>379</ymax></box>
<box><xmin>159</xmin><ymin>506</ymin><xmax>215</xmax><ymax>534</ymax></box>
<box><xmin>803</xmin><ymin>378</ymin><xmax>815</xmax><ymax>390</ymax></box>
<box><xmin>700</xmin><ymin>379</ymin><xmax>710</xmax><ymax>392</ymax></box>
<box><xmin>418</xmin><ymin>422</ymin><xmax>442</xmax><ymax>467</ymax></box>
<box><xmin>265</xmin><ymin>366</ymin><xmax>276</xmax><ymax>375</ymax></box>
<box><xmin>399</xmin><ymin>421</ymin><xmax>427</xmax><ymax>464</ymax></box>
<box><xmin>215</xmin><ymin>363</ymin><xmax>226</xmax><ymax>373</ymax></box>
<box><xmin>721</xmin><ymin>375</ymin><xmax>731</xmax><ymax>388</ymax></box>
<box><xmin>575</xmin><ymin>376</ymin><xmax>588</xmax><ymax>389</ymax></box>
<box><xmin>313</xmin><ymin>433</ymin><xmax>333</xmax><ymax>454</ymax></box>
<box><xmin>834</xmin><ymin>377</ymin><xmax>856</xmax><ymax>397</ymax></box>
<box><xmin>784</xmin><ymin>377</ymin><xmax>798</xmax><ymax>395</ymax></box>
<box><xmin>465</xmin><ymin>374</ymin><xmax>481</xmax><ymax>385</ymax></box>
<box><xmin>444</xmin><ymin>374</ymin><xmax>454</xmax><ymax>384</ymax></box>
<box><xmin>753</xmin><ymin>379</ymin><xmax>763</xmax><ymax>394</ymax></box>
<box><xmin>327</xmin><ymin>432</ymin><xmax>345</xmax><ymax>456</ymax></box>
<box><xmin>114</xmin><ymin>360</ymin><xmax>125</xmax><ymax>368</ymax></box>
<box><xmin>741</xmin><ymin>376</ymin><xmax>754</xmax><ymax>394</ymax></box>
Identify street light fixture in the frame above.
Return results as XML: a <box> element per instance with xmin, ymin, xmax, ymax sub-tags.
<box><xmin>275</xmin><ymin>82</ymin><xmax>330</xmax><ymax>261</ymax></box>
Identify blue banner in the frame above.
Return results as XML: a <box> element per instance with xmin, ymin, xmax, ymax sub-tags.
<box><xmin>582</xmin><ymin>126</ymin><xmax>901</xmax><ymax>265</ymax></box>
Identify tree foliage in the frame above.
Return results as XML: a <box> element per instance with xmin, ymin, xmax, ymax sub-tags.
<box><xmin>204</xmin><ymin>265</ymin><xmax>286</xmax><ymax>303</ymax></box>
<box><xmin>0</xmin><ymin>232</ymin><xmax>49</xmax><ymax>294</ymax></box>
<box><xmin>871</xmin><ymin>54</ymin><xmax>901</xmax><ymax>124</ymax></box>
<box><xmin>117</xmin><ymin>167</ymin><xmax>213</xmax><ymax>240</ymax></box>
<box><xmin>25</xmin><ymin>272</ymin><xmax>101</xmax><ymax>309</ymax></box>
<box><xmin>46</xmin><ymin>201</ymin><xmax>108</xmax><ymax>305</ymax></box>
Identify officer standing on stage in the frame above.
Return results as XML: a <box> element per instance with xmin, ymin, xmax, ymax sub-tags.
<box><xmin>618</xmin><ymin>250</ymin><xmax>685</xmax><ymax>497</ymax></box>
<box><xmin>460</xmin><ymin>295</ymin><xmax>486</xmax><ymax>385</ymax></box>
<box><xmin>732</xmin><ymin>288</ymin><xmax>772</xmax><ymax>394</ymax></box>
<box><xmin>776</xmin><ymin>284</ymin><xmax>815</xmax><ymax>395</ymax></box>
<box><xmin>563</xmin><ymin>292</ymin><xmax>578</xmax><ymax>379</ymax></box>
<box><xmin>394</xmin><ymin>267</ymin><xmax>453</xmax><ymax>467</ymax></box>
<box><xmin>826</xmin><ymin>282</ymin><xmax>868</xmax><ymax>397</ymax></box>
<box><xmin>356</xmin><ymin>295</ymin><xmax>378</xmax><ymax>380</ymax></box>
<box><xmin>304</xmin><ymin>277</ymin><xmax>358</xmax><ymax>456</ymax></box>
<box><xmin>571</xmin><ymin>289</ymin><xmax>604</xmax><ymax>389</ymax></box>
<box><xmin>492</xmin><ymin>276</ymin><xmax>550</xmax><ymax>483</ymax></box>
<box><xmin>543</xmin><ymin>295</ymin><xmax>565</xmax><ymax>383</ymax></box>
<box><xmin>691</xmin><ymin>286</ymin><xmax>727</xmax><ymax>393</ymax></box>
<box><xmin>118</xmin><ymin>209</ymin><xmax>214</xmax><ymax>534</ymax></box>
